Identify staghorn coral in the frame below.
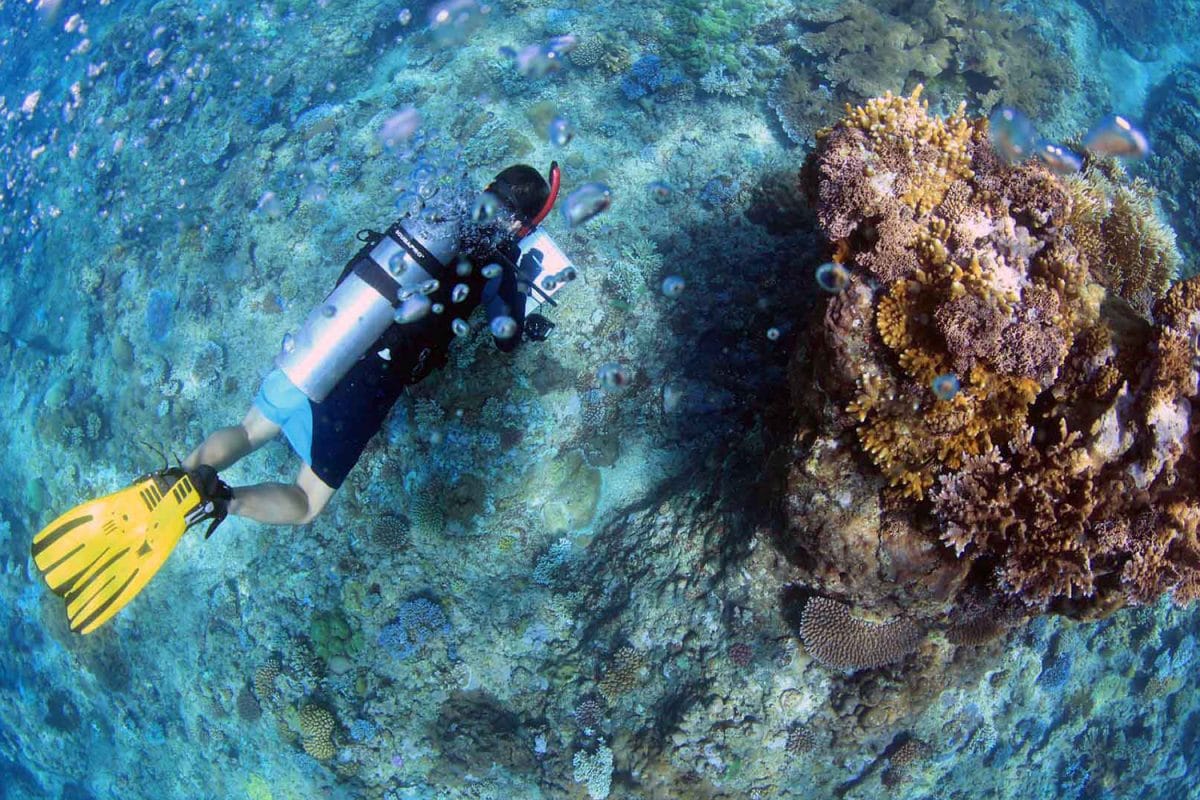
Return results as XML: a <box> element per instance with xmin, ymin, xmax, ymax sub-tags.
<box><xmin>789</xmin><ymin>86</ymin><xmax>1200</xmax><ymax>619</ymax></box>
<box><xmin>298</xmin><ymin>704</ymin><xmax>336</xmax><ymax>760</ymax></box>
<box><xmin>798</xmin><ymin>596</ymin><xmax>923</xmax><ymax>671</ymax></box>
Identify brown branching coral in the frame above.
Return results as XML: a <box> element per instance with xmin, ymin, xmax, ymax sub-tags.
<box><xmin>789</xmin><ymin>85</ymin><xmax>1200</xmax><ymax>619</ymax></box>
<box><xmin>799</xmin><ymin>596</ymin><xmax>923</xmax><ymax>670</ymax></box>
<box><xmin>1062</xmin><ymin>163</ymin><xmax>1180</xmax><ymax>316</ymax></box>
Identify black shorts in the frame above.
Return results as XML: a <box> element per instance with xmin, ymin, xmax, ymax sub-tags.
<box><xmin>255</xmin><ymin>358</ymin><xmax>410</xmax><ymax>490</ymax></box>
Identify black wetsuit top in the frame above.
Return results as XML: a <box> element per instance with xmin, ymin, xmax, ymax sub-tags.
<box><xmin>307</xmin><ymin>234</ymin><xmax>526</xmax><ymax>489</ymax></box>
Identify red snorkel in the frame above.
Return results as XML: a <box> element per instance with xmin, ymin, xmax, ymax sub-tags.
<box><xmin>519</xmin><ymin>161</ymin><xmax>560</xmax><ymax>237</ymax></box>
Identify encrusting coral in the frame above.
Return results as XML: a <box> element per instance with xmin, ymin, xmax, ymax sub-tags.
<box><xmin>789</xmin><ymin>86</ymin><xmax>1200</xmax><ymax>620</ymax></box>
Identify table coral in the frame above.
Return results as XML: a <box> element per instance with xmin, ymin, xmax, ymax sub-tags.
<box><xmin>790</xmin><ymin>86</ymin><xmax>1200</xmax><ymax>620</ymax></box>
<box><xmin>795</xmin><ymin>0</ymin><xmax>1076</xmax><ymax>117</ymax></box>
<box><xmin>799</xmin><ymin>596</ymin><xmax>923</xmax><ymax>671</ymax></box>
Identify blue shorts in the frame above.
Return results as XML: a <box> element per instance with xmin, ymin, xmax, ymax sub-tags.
<box><xmin>254</xmin><ymin>368</ymin><xmax>315</xmax><ymax>468</ymax></box>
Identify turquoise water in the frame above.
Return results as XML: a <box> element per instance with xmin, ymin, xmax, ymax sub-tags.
<box><xmin>2</xmin><ymin>1</ymin><xmax>1200</xmax><ymax>798</ymax></box>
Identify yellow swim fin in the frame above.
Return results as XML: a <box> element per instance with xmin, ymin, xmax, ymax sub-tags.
<box><xmin>31</xmin><ymin>468</ymin><xmax>216</xmax><ymax>634</ymax></box>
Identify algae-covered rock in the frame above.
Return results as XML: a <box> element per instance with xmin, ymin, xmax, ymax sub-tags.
<box><xmin>526</xmin><ymin>450</ymin><xmax>602</xmax><ymax>533</ymax></box>
<box><xmin>309</xmin><ymin>609</ymin><xmax>362</xmax><ymax>662</ymax></box>
<box><xmin>111</xmin><ymin>334</ymin><xmax>134</xmax><ymax>369</ymax></box>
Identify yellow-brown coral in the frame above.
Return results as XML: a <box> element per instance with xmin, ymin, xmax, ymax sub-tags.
<box><xmin>1062</xmin><ymin>162</ymin><xmax>1180</xmax><ymax>315</ymax></box>
<box><xmin>843</xmin><ymin>85</ymin><xmax>976</xmax><ymax>216</ymax></box>
<box><xmin>299</xmin><ymin>704</ymin><xmax>337</xmax><ymax>760</ymax></box>
<box><xmin>796</xmin><ymin>86</ymin><xmax>1200</xmax><ymax>618</ymax></box>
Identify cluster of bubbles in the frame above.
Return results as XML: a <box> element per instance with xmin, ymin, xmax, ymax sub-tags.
<box><xmin>540</xmin><ymin>265</ymin><xmax>577</xmax><ymax>292</ymax></box>
<box><xmin>989</xmin><ymin>107</ymin><xmax>1150</xmax><ymax>176</ymax></box>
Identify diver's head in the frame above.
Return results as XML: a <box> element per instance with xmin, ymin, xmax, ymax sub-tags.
<box><xmin>486</xmin><ymin>164</ymin><xmax>552</xmax><ymax>231</ymax></box>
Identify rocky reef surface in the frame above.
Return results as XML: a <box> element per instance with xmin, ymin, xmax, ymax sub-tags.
<box><xmin>1</xmin><ymin>1</ymin><xmax>1199</xmax><ymax>799</ymax></box>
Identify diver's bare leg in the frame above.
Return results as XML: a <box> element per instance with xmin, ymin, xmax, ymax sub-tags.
<box><xmin>183</xmin><ymin>407</ymin><xmax>280</xmax><ymax>472</ymax></box>
<box><xmin>227</xmin><ymin>463</ymin><xmax>335</xmax><ymax>525</ymax></box>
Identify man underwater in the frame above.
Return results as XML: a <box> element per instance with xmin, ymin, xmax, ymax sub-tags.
<box><xmin>31</xmin><ymin>162</ymin><xmax>575</xmax><ymax>633</ymax></box>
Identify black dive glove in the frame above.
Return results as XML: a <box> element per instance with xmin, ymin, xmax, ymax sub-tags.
<box><xmin>189</xmin><ymin>464</ymin><xmax>234</xmax><ymax>538</ymax></box>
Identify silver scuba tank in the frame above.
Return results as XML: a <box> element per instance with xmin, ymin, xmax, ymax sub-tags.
<box><xmin>275</xmin><ymin>211</ymin><xmax>462</xmax><ymax>402</ymax></box>
<box><xmin>274</xmin><ymin>199</ymin><xmax>580</xmax><ymax>404</ymax></box>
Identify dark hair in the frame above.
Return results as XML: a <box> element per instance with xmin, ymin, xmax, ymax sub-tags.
<box><xmin>487</xmin><ymin>164</ymin><xmax>550</xmax><ymax>223</ymax></box>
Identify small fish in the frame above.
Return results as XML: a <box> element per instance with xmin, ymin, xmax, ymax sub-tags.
<box><xmin>562</xmin><ymin>182</ymin><xmax>612</xmax><ymax>227</ymax></box>
<box><xmin>766</xmin><ymin>327</ymin><xmax>781</xmax><ymax>341</ymax></box>
<box><xmin>815</xmin><ymin>262</ymin><xmax>850</xmax><ymax>293</ymax></box>
<box><xmin>988</xmin><ymin>106</ymin><xmax>1039</xmax><ymax>165</ymax></box>
<box><xmin>548</xmin><ymin>116</ymin><xmax>573</xmax><ymax>146</ymax></box>
<box><xmin>451</xmin><ymin>283</ymin><xmax>469</xmax><ymax>303</ymax></box>
<box><xmin>1083</xmin><ymin>114</ymin><xmax>1150</xmax><ymax>159</ymax></box>
<box><xmin>931</xmin><ymin>373</ymin><xmax>960</xmax><ymax>401</ymax></box>
<box><xmin>481</xmin><ymin>263</ymin><xmax>502</xmax><ymax>279</ymax></box>
<box><xmin>451</xmin><ymin>318</ymin><xmax>470</xmax><ymax>336</ymax></box>
<box><xmin>1036</xmin><ymin>142</ymin><xmax>1083</xmax><ymax>175</ymax></box>
<box><xmin>661</xmin><ymin>275</ymin><xmax>686</xmax><ymax>298</ymax></box>
<box><xmin>648</xmin><ymin>180</ymin><xmax>673</xmax><ymax>204</ymax></box>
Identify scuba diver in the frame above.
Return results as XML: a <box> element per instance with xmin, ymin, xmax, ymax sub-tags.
<box><xmin>31</xmin><ymin>162</ymin><xmax>576</xmax><ymax>634</ymax></box>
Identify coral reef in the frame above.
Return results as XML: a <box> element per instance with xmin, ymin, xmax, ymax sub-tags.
<box><xmin>1081</xmin><ymin>0</ymin><xmax>1200</xmax><ymax>57</ymax></box>
<box><xmin>1147</xmin><ymin>65</ymin><xmax>1200</xmax><ymax>273</ymax></box>
<box><xmin>790</xmin><ymin>86</ymin><xmax>1200</xmax><ymax>621</ymax></box>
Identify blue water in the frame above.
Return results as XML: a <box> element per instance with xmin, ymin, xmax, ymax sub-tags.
<box><xmin>2</xmin><ymin>1</ymin><xmax>1199</xmax><ymax>798</ymax></box>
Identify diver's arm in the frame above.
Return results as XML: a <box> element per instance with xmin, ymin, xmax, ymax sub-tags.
<box><xmin>482</xmin><ymin>267</ymin><xmax>526</xmax><ymax>352</ymax></box>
